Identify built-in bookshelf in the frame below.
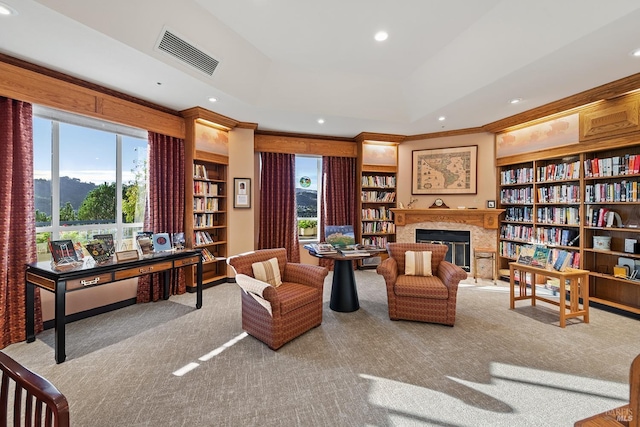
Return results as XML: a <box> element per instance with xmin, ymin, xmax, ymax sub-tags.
<box><xmin>360</xmin><ymin>173</ymin><xmax>397</xmax><ymax>249</ymax></box>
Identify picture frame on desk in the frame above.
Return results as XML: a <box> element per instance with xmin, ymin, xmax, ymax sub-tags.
<box><xmin>234</xmin><ymin>178</ymin><xmax>251</xmax><ymax>208</ymax></box>
<box><xmin>411</xmin><ymin>145</ymin><xmax>477</xmax><ymax>195</ymax></box>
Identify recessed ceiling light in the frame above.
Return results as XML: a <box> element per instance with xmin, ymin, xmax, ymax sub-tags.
<box><xmin>374</xmin><ymin>31</ymin><xmax>388</xmax><ymax>42</ymax></box>
<box><xmin>630</xmin><ymin>48</ymin><xmax>640</xmax><ymax>58</ymax></box>
<box><xmin>208</xmin><ymin>97</ymin><xmax>217</xmax><ymax>103</ymax></box>
<box><xmin>438</xmin><ymin>116</ymin><xmax>446</xmax><ymax>121</ymax></box>
<box><xmin>509</xmin><ymin>98</ymin><xmax>523</xmax><ymax>104</ymax></box>
<box><xmin>317</xmin><ymin>118</ymin><xmax>325</xmax><ymax>124</ymax></box>
<box><xmin>0</xmin><ymin>3</ymin><xmax>17</xmax><ymax>15</ymax></box>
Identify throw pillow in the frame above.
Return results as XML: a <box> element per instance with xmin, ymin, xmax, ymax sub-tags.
<box><xmin>405</xmin><ymin>251</ymin><xmax>433</xmax><ymax>276</ymax></box>
<box><xmin>252</xmin><ymin>257</ymin><xmax>283</xmax><ymax>287</ymax></box>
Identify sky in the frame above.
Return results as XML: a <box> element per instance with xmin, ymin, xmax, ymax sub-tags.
<box><xmin>295</xmin><ymin>156</ymin><xmax>319</xmax><ymax>191</ymax></box>
<box><xmin>33</xmin><ymin>116</ymin><xmax>147</xmax><ymax>185</ymax></box>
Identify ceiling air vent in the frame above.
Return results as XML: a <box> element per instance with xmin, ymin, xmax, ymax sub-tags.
<box><xmin>156</xmin><ymin>28</ymin><xmax>219</xmax><ymax>76</ymax></box>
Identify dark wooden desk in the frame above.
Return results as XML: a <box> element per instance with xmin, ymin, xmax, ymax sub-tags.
<box><xmin>308</xmin><ymin>250</ymin><xmax>383</xmax><ymax>312</ymax></box>
<box><xmin>25</xmin><ymin>250</ymin><xmax>203</xmax><ymax>363</ymax></box>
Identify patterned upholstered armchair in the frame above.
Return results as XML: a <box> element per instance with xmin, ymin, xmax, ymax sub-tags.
<box><xmin>376</xmin><ymin>243</ymin><xmax>468</xmax><ymax>326</ymax></box>
<box><xmin>227</xmin><ymin>248</ymin><xmax>329</xmax><ymax>350</ymax></box>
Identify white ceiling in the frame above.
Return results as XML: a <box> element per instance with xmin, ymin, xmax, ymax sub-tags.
<box><xmin>1</xmin><ymin>0</ymin><xmax>640</xmax><ymax>137</ymax></box>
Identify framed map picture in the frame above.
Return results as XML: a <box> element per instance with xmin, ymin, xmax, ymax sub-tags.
<box><xmin>412</xmin><ymin>145</ymin><xmax>477</xmax><ymax>194</ymax></box>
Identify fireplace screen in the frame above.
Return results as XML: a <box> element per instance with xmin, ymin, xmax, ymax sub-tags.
<box><xmin>416</xmin><ymin>229</ymin><xmax>470</xmax><ymax>272</ymax></box>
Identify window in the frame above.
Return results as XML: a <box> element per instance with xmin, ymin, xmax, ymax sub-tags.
<box><xmin>295</xmin><ymin>156</ymin><xmax>321</xmax><ymax>240</ymax></box>
<box><xmin>33</xmin><ymin>106</ymin><xmax>148</xmax><ymax>261</ymax></box>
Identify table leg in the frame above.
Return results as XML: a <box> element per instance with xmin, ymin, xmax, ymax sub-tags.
<box><xmin>55</xmin><ymin>281</ymin><xmax>67</xmax><ymax>363</ymax></box>
<box><xmin>330</xmin><ymin>260</ymin><xmax>359</xmax><ymax>312</ymax></box>
<box><xmin>196</xmin><ymin>258</ymin><xmax>203</xmax><ymax>309</ymax></box>
<box><xmin>509</xmin><ymin>265</ymin><xmax>515</xmax><ymax>309</ymax></box>
<box><xmin>559</xmin><ymin>276</ymin><xmax>567</xmax><ymax>328</ymax></box>
<box><xmin>26</xmin><ymin>280</ymin><xmax>35</xmax><ymax>343</ymax></box>
<box><xmin>581</xmin><ymin>274</ymin><xmax>589</xmax><ymax>323</ymax></box>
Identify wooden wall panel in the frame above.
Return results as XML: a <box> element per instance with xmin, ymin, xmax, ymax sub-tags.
<box><xmin>255</xmin><ymin>134</ymin><xmax>357</xmax><ymax>157</ymax></box>
<box><xmin>580</xmin><ymin>96</ymin><xmax>639</xmax><ymax>141</ymax></box>
<box><xmin>0</xmin><ymin>60</ymin><xmax>185</xmax><ymax>138</ymax></box>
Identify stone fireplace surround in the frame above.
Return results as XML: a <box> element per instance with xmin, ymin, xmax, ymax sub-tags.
<box><xmin>392</xmin><ymin>209</ymin><xmax>503</xmax><ymax>279</ymax></box>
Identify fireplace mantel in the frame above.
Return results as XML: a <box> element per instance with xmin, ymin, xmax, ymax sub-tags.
<box><xmin>392</xmin><ymin>208</ymin><xmax>504</xmax><ymax>230</ymax></box>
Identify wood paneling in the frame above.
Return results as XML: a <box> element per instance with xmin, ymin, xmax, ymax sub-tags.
<box><xmin>255</xmin><ymin>133</ymin><xmax>357</xmax><ymax>157</ymax></box>
<box><xmin>580</xmin><ymin>96</ymin><xmax>639</xmax><ymax>141</ymax></box>
<box><xmin>0</xmin><ymin>57</ymin><xmax>185</xmax><ymax>138</ymax></box>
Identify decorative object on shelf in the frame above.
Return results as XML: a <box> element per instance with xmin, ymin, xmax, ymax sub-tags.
<box><xmin>233</xmin><ymin>177</ymin><xmax>251</xmax><ymax>208</ymax></box>
<box><xmin>624</xmin><ymin>238</ymin><xmax>638</xmax><ymax>254</ymax></box>
<box><xmin>428</xmin><ymin>198</ymin><xmax>449</xmax><ymax>209</ymax></box>
<box><xmin>412</xmin><ymin>145</ymin><xmax>477</xmax><ymax>194</ymax></box>
<box><xmin>487</xmin><ymin>200</ymin><xmax>496</xmax><ymax>209</ymax></box>
<box><xmin>406</xmin><ymin>197</ymin><xmax>417</xmax><ymax>209</ymax></box>
<box><xmin>593</xmin><ymin>235</ymin><xmax>612</xmax><ymax>251</ymax></box>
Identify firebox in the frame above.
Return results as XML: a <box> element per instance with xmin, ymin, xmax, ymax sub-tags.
<box><xmin>415</xmin><ymin>229</ymin><xmax>470</xmax><ymax>272</ymax></box>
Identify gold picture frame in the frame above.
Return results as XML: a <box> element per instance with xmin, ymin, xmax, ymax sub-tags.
<box><xmin>412</xmin><ymin>145</ymin><xmax>477</xmax><ymax>195</ymax></box>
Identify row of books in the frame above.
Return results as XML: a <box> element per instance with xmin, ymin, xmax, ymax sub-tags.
<box><xmin>193</xmin><ymin>230</ymin><xmax>217</xmax><ymax>246</ymax></box>
<box><xmin>536</xmin><ymin>184</ymin><xmax>580</xmax><ymax>204</ymax></box>
<box><xmin>534</xmin><ymin>227</ymin><xmax>579</xmax><ymax>247</ymax></box>
<box><xmin>361</xmin><ymin>207</ymin><xmax>393</xmax><ymax>221</ymax></box>
<box><xmin>585</xmin><ymin>207</ymin><xmax>621</xmax><ymax>228</ymax></box>
<box><xmin>194</xmin><ymin>196</ymin><xmax>219</xmax><ymax>212</ymax></box>
<box><xmin>361</xmin><ymin>221</ymin><xmax>395</xmax><ymax>234</ymax></box>
<box><xmin>584</xmin><ymin>155</ymin><xmax>640</xmax><ymax>178</ymax></box>
<box><xmin>500</xmin><ymin>167</ymin><xmax>534</xmax><ymax>185</ymax></box>
<box><xmin>504</xmin><ymin>206</ymin><xmax>533</xmax><ymax>222</ymax></box>
<box><xmin>361</xmin><ymin>175</ymin><xmax>396</xmax><ymax>188</ymax></box>
<box><xmin>536</xmin><ymin>160</ymin><xmax>580</xmax><ymax>182</ymax></box>
<box><xmin>200</xmin><ymin>247</ymin><xmax>219</xmax><ymax>262</ymax></box>
<box><xmin>194</xmin><ymin>213</ymin><xmax>223</xmax><ymax>228</ymax></box>
<box><xmin>194</xmin><ymin>181</ymin><xmax>220</xmax><ymax>196</ymax></box>
<box><xmin>536</xmin><ymin>206</ymin><xmax>580</xmax><ymax>225</ymax></box>
<box><xmin>303</xmin><ymin>243</ymin><xmax>337</xmax><ymax>254</ymax></box>
<box><xmin>361</xmin><ymin>236</ymin><xmax>389</xmax><ymax>249</ymax></box>
<box><xmin>361</xmin><ymin>191</ymin><xmax>396</xmax><ymax>202</ymax></box>
<box><xmin>193</xmin><ymin>164</ymin><xmax>221</xmax><ymax>180</ymax></box>
<box><xmin>500</xmin><ymin>187</ymin><xmax>533</xmax><ymax>204</ymax></box>
<box><xmin>500</xmin><ymin>224</ymin><xmax>534</xmax><ymax>241</ymax></box>
<box><xmin>584</xmin><ymin>181</ymin><xmax>639</xmax><ymax>203</ymax></box>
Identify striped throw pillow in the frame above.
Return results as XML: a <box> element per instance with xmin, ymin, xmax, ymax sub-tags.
<box><xmin>405</xmin><ymin>251</ymin><xmax>432</xmax><ymax>276</ymax></box>
<box><xmin>251</xmin><ymin>257</ymin><xmax>282</xmax><ymax>287</ymax></box>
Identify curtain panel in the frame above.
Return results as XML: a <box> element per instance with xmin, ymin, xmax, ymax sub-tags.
<box><xmin>320</xmin><ymin>156</ymin><xmax>358</xmax><ymax>269</ymax></box>
<box><xmin>137</xmin><ymin>132</ymin><xmax>186</xmax><ymax>303</ymax></box>
<box><xmin>0</xmin><ymin>97</ymin><xmax>41</xmax><ymax>349</ymax></box>
<box><xmin>258</xmin><ymin>152</ymin><xmax>300</xmax><ymax>262</ymax></box>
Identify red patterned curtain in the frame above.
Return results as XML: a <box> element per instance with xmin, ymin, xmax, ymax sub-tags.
<box><xmin>137</xmin><ymin>132</ymin><xmax>186</xmax><ymax>302</ymax></box>
<box><xmin>258</xmin><ymin>152</ymin><xmax>300</xmax><ymax>262</ymax></box>
<box><xmin>0</xmin><ymin>97</ymin><xmax>42</xmax><ymax>349</ymax></box>
<box><xmin>320</xmin><ymin>156</ymin><xmax>358</xmax><ymax>268</ymax></box>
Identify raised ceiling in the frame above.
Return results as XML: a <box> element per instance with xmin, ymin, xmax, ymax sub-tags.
<box><xmin>1</xmin><ymin>0</ymin><xmax>640</xmax><ymax>137</ymax></box>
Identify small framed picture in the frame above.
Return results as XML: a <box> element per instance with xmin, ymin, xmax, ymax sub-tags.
<box><xmin>234</xmin><ymin>178</ymin><xmax>251</xmax><ymax>209</ymax></box>
<box><xmin>487</xmin><ymin>200</ymin><xmax>496</xmax><ymax>209</ymax></box>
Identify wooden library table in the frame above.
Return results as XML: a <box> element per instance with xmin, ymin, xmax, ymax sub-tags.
<box><xmin>509</xmin><ymin>262</ymin><xmax>590</xmax><ymax>328</ymax></box>
<box><xmin>25</xmin><ymin>250</ymin><xmax>203</xmax><ymax>363</ymax></box>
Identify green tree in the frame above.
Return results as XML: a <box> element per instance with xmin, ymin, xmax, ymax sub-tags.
<box><xmin>35</xmin><ymin>210</ymin><xmax>51</xmax><ymax>222</ymax></box>
<box><xmin>59</xmin><ymin>202</ymin><xmax>77</xmax><ymax>222</ymax></box>
<box><xmin>78</xmin><ymin>182</ymin><xmax>116</xmax><ymax>220</ymax></box>
<box><xmin>122</xmin><ymin>158</ymin><xmax>147</xmax><ymax>223</ymax></box>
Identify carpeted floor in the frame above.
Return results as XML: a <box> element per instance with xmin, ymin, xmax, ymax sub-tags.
<box><xmin>3</xmin><ymin>270</ymin><xmax>639</xmax><ymax>426</ymax></box>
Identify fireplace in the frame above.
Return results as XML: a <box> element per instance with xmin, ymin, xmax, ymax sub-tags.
<box><xmin>416</xmin><ymin>229</ymin><xmax>471</xmax><ymax>272</ymax></box>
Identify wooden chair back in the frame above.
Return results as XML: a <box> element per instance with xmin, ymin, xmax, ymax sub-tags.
<box><xmin>0</xmin><ymin>351</ymin><xmax>69</xmax><ymax>427</ymax></box>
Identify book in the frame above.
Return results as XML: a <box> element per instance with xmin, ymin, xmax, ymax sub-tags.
<box><xmin>49</xmin><ymin>239</ymin><xmax>79</xmax><ymax>264</ymax></box>
<box><xmin>530</xmin><ymin>245</ymin><xmax>551</xmax><ymax>268</ymax></box>
<box><xmin>325</xmin><ymin>225</ymin><xmax>356</xmax><ymax>248</ymax></box>
<box><xmin>152</xmin><ymin>233</ymin><xmax>172</xmax><ymax>252</ymax></box>
<box><xmin>516</xmin><ymin>245</ymin><xmax>535</xmax><ymax>266</ymax></box>
<box><xmin>84</xmin><ymin>239</ymin><xmax>112</xmax><ymax>264</ymax></box>
<box><xmin>136</xmin><ymin>231</ymin><xmax>154</xmax><ymax>256</ymax></box>
<box><xmin>172</xmin><ymin>232</ymin><xmax>186</xmax><ymax>250</ymax></box>
<box><xmin>305</xmin><ymin>243</ymin><xmax>337</xmax><ymax>254</ymax></box>
<box><xmin>552</xmin><ymin>250</ymin><xmax>570</xmax><ymax>272</ymax></box>
<box><xmin>92</xmin><ymin>234</ymin><xmax>115</xmax><ymax>255</ymax></box>
<box><xmin>338</xmin><ymin>246</ymin><xmax>370</xmax><ymax>257</ymax></box>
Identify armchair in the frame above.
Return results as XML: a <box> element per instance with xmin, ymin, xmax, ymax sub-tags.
<box><xmin>227</xmin><ymin>248</ymin><xmax>329</xmax><ymax>350</ymax></box>
<box><xmin>376</xmin><ymin>243</ymin><xmax>468</xmax><ymax>326</ymax></box>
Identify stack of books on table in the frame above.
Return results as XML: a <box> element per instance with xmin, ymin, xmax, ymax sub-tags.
<box><xmin>304</xmin><ymin>243</ymin><xmax>337</xmax><ymax>255</ymax></box>
<box><xmin>337</xmin><ymin>246</ymin><xmax>370</xmax><ymax>257</ymax></box>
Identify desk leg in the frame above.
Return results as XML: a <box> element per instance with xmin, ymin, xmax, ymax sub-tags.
<box><xmin>163</xmin><ymin>270</ymin><xmax>170</xmax><ymax>300</ymax></box>
<box><xmin>55</xmin><ymin>281</ymin><xmax>67</xmax><ymax>364</ymax></box>
<box><xmin>26</xmin><ymin>280</ymin><xmax>35</xmax><ymax>343</ymax></box>
<box><xmin>559</xmin><ymin>277</ymin><xmax>567</xmax><ymax>328</ymax></box>
<box><xmin>581</xmin><ymin>274</ymin><xmax>589</xmax><ymax>323</ymax></box>
<box><xmin>330</xmin><ymin>260</ymin><xmax>359</xmax><ymax>312</ymax></box>
<box><xmin>196</xmin><ymin>259</ymin><xmax>203</xmax><ymax>309</ymax></box>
